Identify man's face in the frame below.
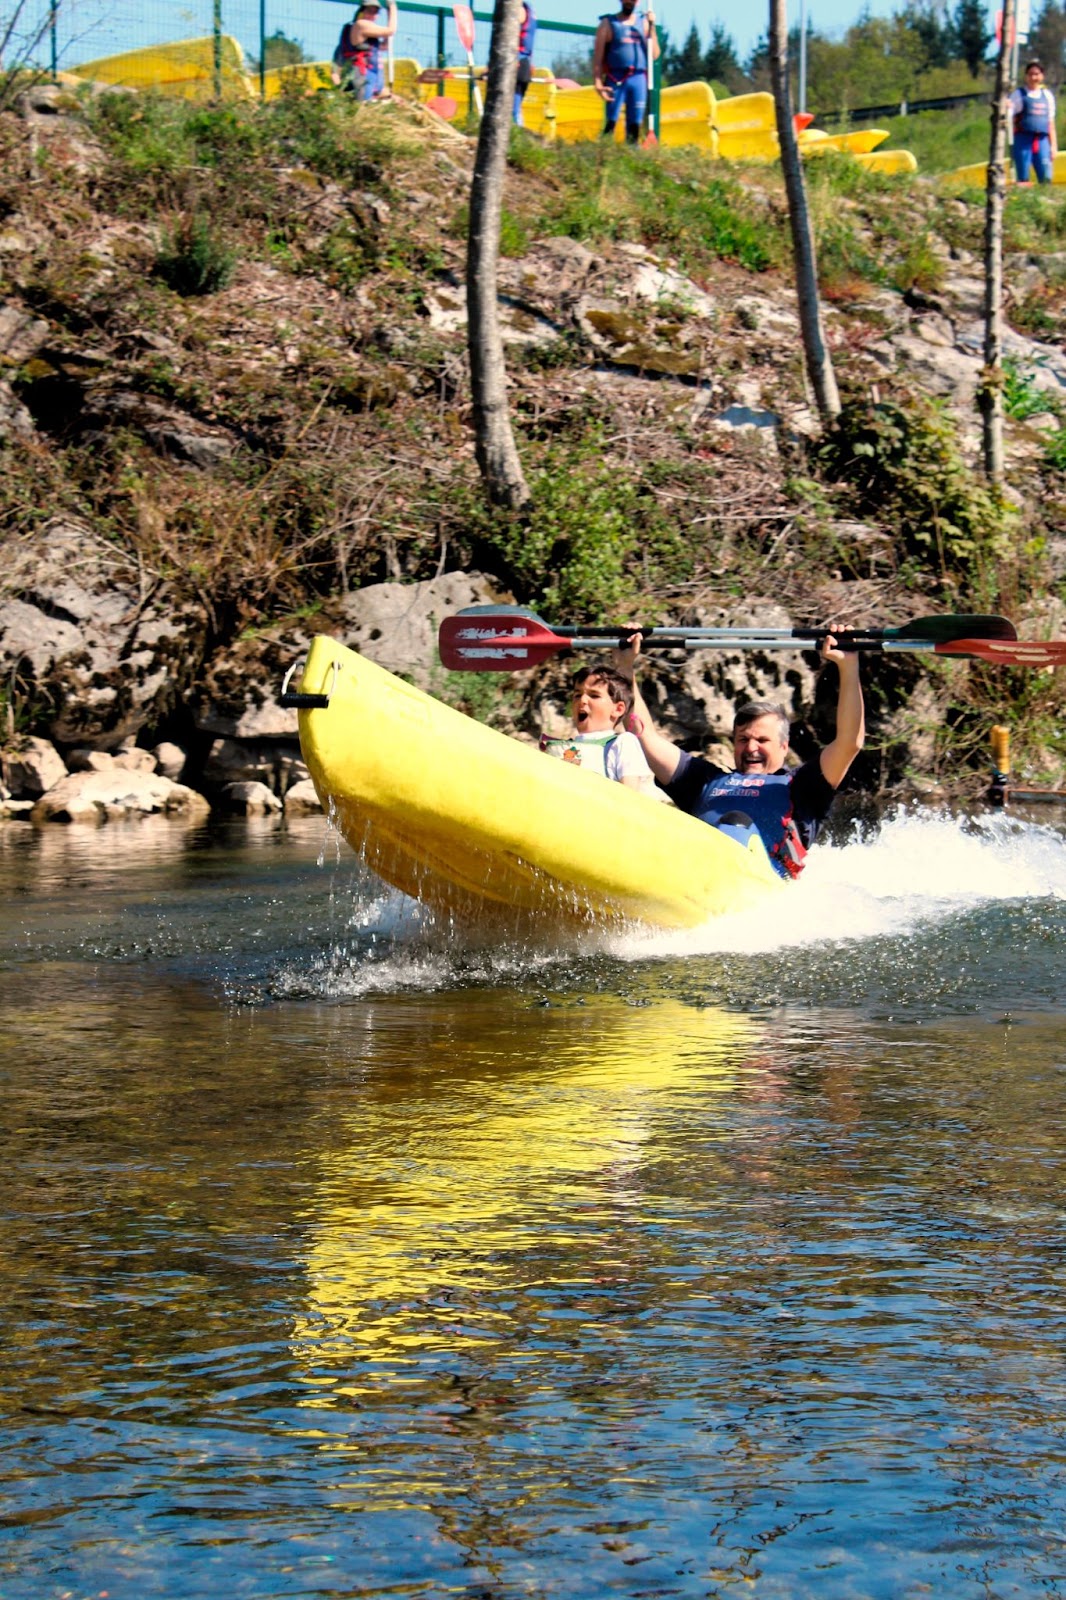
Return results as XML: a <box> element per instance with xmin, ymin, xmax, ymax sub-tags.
<box><xmin>1026</xmin><ymin>65</ymin><xmax>1044</xmax><ymax>87</ymax></box>
<box><xmin>572</xmin><ymin>677</ymin><xmax>625</xmax><ymax>734</ymax></box>
<box><xmin>619</xmin><ymin>0</ymin><xmax>639</xmax><ymax>14</ymax></box>
<box><xmin>733</xmin><ymin>714</ymin><xmax>789</xmax><ymax>774</ymax></box>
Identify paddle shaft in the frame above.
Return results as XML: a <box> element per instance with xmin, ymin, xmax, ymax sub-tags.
<box><xmin>436</xmin><ymin>607</ymin><xmax>1060</xmax><ymax>672</ymax></box>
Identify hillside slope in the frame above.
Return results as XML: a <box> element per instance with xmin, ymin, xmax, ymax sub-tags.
<box><xmin>1</xmin><ymin>80</ymin><xmax>1064</xmax><ymax>804</ymax></box>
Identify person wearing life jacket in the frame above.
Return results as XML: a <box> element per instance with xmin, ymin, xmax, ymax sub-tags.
<box><xmin>514</xmin><ymin>3</ymin><xmax>537</xmax><ymax>127</ymax></box>
<box><xmin>614</xmin><ymin>627</ymin><xmax>865</xmax><ymax>879</ymax></box>
<box><xmin>332</xmin><ymin>0</ymin><xmax>397</xmax><ymax>100</ymax></box>
<box><xmin>593</xmin><ymin>0</ymin><xmax>659</xmax><ymax>144</ymax></box>
<box><xmin>539</xmin><ymin>662</ymin><xmax>658</xmax><ymax>794</ymax></box>
<box><xmin>1009</xmin><ymin>59</ymin><xmax>1058</xmax><ymax>185</ymax></box>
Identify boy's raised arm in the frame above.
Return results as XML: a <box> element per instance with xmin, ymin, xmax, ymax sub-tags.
<box><xmin>613</xmin><ymin>633</ymin><xmax>683</xmax><ymax>784</ymax></box>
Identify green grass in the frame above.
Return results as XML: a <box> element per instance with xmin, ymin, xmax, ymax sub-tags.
<box><xmin>514</xmin><ymin>142</ymin><xmax>784</xmax><ymax>275</ymax></box>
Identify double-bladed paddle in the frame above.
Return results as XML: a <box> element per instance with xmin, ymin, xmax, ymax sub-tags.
<box><xmin>436</xmin><ymin>605</ymin><xmax>1057</xmax><ymax>672</ymax></box>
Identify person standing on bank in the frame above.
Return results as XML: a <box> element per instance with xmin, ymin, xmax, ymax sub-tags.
<box><xmin>332</xmin><ymin>0</ymin><xmax>398</xmax><ymax>100</ymax></box>
<box><xmin>592</xmin><ymin>0</ymin><xmax>659</xmax><ymax>145</ymax></box>
<box><xmin>613</xmin><ymin>628</ymin><xmax>865</xmax><ymax>879</ymax></box>
<box><xmin>1009</xmin><ymin>60</ymin><xmax>1058</xmax><ymax>185</ymax></box>
<box><xmin>514</xmin><ymin>2</ymin><xmax>537</xmax><ymax>126</ymax></box>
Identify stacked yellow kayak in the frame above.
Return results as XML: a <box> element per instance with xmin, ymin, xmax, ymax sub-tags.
<box><xmin>294</xmin><ymin>636</ymin><xmax>780</xmax><ymax>934</ymax></box>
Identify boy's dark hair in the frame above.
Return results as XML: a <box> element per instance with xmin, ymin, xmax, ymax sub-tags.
<box><xmin>571</xmin><ymin>661</ymin><xmax>634</xmax><ymax>716</ymax></box>
<box><xmin>732</xmin><ymin>700</ymin><xmax>790</xmax><ymax>742</ymax></box>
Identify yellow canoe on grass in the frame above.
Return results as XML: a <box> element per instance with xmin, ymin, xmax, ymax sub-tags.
<box><xmin>939</xmin><ymin>150</ymin><xmax>1066</xmax><ymax>187</ymax></box>
<box><xmin>293</xmin><ymin>635</ymin><xmax>780</xmax><ymax>935</ymax></box>
<box><xmin>800</xmin><ymin>128</ymin><xmax>891</xmax><ymax>156</ymax></box>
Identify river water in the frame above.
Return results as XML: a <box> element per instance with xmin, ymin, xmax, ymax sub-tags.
<box><xmin>2</xmin><ymin>809</ymin><xmax>1065</xmax><ymax>1599</ymax></box>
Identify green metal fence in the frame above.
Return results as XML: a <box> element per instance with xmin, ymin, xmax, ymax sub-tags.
<box><xmin>20</xmin><ymin>0</ymin><xmax>597</xmax><ymax>87</ymax></box>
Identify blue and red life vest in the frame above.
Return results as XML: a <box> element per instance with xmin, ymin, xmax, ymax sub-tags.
<box><xmin>601</xmin><ymin>13</ymin><xmax>648</xmax><ymax>81</ymax></box>
<box><xmin>1016</xmin><ymin>88</ymin><xmax>1052</xmax><ymax>138</ymax></box>
<box><xmin>695</xmin><ymin>769</ymin><xmax>810</xmax><ymax>879</ymax></box>
<box><xmin>334</xmin><ymin>23</ymin><xmax>380</xmax><ymax>80</ymax></box>
<box><xmin>519</xmin><ymin>3</ymin><xmax>536</xmax><ymax>60</ymax></box>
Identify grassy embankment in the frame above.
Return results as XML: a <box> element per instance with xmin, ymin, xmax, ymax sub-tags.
<box><xmin>1</xmin><ymin>86</ymin><xmax>1064</xmax><ymax>786</ymax></box>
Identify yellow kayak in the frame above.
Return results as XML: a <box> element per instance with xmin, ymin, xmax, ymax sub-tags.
<box><xmin>292</xmin><ymin>635</ymin><xmax>781</xmax><ymax>934</ymax></box>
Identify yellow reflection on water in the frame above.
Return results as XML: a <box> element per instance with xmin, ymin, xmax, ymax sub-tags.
<box><xmin>292</xmin><ymin>998</ymin><xmax>762</xmax><ymax>1384</ymax></box>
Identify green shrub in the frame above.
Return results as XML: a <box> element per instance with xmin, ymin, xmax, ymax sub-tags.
<box><xmin>815</xmin><ymin>395</ymin><xmax>1015</xmax><ymax>578</ymax></box>
<box><xmin>461</xmin><ymin>447</ymin><xmax>688</xmax><ymax>619</ymax></box>
<box><xmin>155</xmin><ymin>214</ymin><xmax>236</xmax><ymax>296</ymax></box>
<box><xmin>1002</xmin><ymin>358</ymin><xmax>1058</xmax><ymax>421</ymax></box>
<box><xmin>1045</xmin><ymin>426</ymin><xmax>1066</xmax><ymax>474</ymax></box>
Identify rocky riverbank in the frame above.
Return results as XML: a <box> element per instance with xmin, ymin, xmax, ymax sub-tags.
<box><xmin>2</xmin><ymin>82</ymin><xmax>1065</xmax><ymax>820</ymax></box>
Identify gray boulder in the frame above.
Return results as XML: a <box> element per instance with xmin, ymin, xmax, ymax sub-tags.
<box><xmin>195</xmin><ymin>570</ymin><xmax>508</xmax><ymax>737</ymax></box>
<box><xmin>0</xmin><ymin>516</ymin><xmax>206</xmax><ymax>749</ymax></box>
<box><xmin>219</xmin><ymin>781</ymin><xmax>282</xmax><ymax>815</ymax></box>
<box><xmin>1</xmin><ymin>735</ymin><xmax>67</xmax><ymax>797</ymax></box>
<box><xmin>32</xmin><ymin>768</ymin><xmax>211</xmax><ymax>823</ymax></box>
<box><xmin>283</xmin><ymin>778</ymin><xmax>323</xmax><ymax>814</ymax></box>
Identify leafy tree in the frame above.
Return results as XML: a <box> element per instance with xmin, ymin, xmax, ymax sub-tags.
<box><xmin>249</xmin><ymin>30</ymin><xmax>307</xmax><ymax>73</ymax></box>
<box><xmin>550</xmin><ymin>44</ymin><xmax>594</xmax><ymax>81</ymax></box>
<box><xmin>954</xmin><ymin>0</ymin><xmax>991</xmax><ymax>75</ymax></box>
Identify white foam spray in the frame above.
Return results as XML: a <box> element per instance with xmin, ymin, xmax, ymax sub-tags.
<box><xmin>607</xmin><ymin>809</ymin><xmax>1066</xmax><ymax>961</ymax></box>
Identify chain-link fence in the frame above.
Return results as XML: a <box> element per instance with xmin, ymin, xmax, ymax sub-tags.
<box><xmin>10</xmin><ymin>0</ymin><xmax>596</xmax><ymax>89</ymax></box>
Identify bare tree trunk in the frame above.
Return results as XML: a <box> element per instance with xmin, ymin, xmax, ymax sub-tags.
<box><xmin>466</xmin><ymin>0</ymin><xmax>530</xmax><ymax>510</ymax></box>
<box><xmin>768</xmin><ymin>0</ymin><xmax>840</xmax><ymax>427</ymax></box>
<box><xmin>980</xmin><ymin>0</ymin><xmax>1015</xmax><ymax>483</ymax></box>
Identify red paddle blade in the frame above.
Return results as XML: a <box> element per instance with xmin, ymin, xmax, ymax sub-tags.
<box><xmin>439</xmin><ymin>613</ymin><xmax>572</xmax><ymax>671</ymax></box>
<box><xmin>452</xmin><ymin>3</ymin><xmax>475</xmax><ymax>54</ymax></box>
<box><xmin>935</xmin><ymin>637</ymin><xmax>1066</xmax><ymax>667</ymax></box>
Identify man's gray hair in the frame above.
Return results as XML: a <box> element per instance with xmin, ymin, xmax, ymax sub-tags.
<box><xmin>732</xmin><ymin>701</ymin><xmax>790</xmax><ymax>742</ymax></box>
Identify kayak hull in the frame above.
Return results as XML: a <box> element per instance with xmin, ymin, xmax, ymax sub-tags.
<box><xmin>295</xmin><ymin>636</ymin><xmax>781</xmax><ymax>934</ymax></box>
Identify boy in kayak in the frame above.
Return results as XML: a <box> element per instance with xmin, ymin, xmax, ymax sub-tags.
<box><xmin>540</xmin><ymin>662</ymin><xmax>658</xmax><ymax>794</ymax></box>
<box><xmin>614</xmin><ymin>628</ymin><xmax>864</xmax><ymax>876</ymax></box>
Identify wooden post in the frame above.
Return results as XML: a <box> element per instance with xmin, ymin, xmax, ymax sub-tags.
<box><xmin>768</xmin><ymin>0</ymin><xmax>840</xmax><ymax>426</ymax></box>
<box><xmin>466</xmin><ymin>0</ymin><xmax>530</xmax><ymax>509</ymax></box>
<box><xmin>980</xmin><ymin>0</ymin><xmax>1016</xmax><ymax>482</ymax></box>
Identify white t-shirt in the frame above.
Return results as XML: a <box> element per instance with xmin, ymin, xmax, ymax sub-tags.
<box><xmin>539</xmin><ymin>728</ymin><xmax>661</xmax><ymax>793</ymax></box>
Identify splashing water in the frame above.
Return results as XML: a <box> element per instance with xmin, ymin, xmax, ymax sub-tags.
<box><xmin>611</xmin><ymin>808</ymin><xmax>1066</xmax><ymax>961</ymax></box>
<box><xmin>265</xmin><ymin>808</ymin><xmax>1066</xmax><ymax>1004</ymax></box>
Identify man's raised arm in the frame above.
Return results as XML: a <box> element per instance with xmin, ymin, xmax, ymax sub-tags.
<box><xmin>817</xmin><ymin>631</ymin><xmax>865</xmax><ymax>791</ymax></box>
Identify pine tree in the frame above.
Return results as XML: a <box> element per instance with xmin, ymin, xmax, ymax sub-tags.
<box><xmin>902</xmin><ymin>2</ymin><xmax>956</xmax><ymax>69</ymax></box>
<box><xmin>954</xmin><ymin>0</ymin><xmax>991</xmax><ymax>76</ymax></box>
<box><xmin>1028</xmin><ymin>0</ymin><xmax>1066</xmax><ymax>87</ymax></box>
<box><xmin>663</xmin><ymin>22</ymin><xmax>705</xmax><ymax>84</ymax></box>
<box><xmin>703</xmin><ymin>21</ymin><xmax>744</xmax><ymax>88</ymax></box>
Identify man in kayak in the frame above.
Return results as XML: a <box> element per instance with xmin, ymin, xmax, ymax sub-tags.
<box><xmin>540</xmin><ymin>662</ymin><xmax>658</xmax><ymax>794</ymax></box>
<box><xmin>614</xmin><ymin>628</ymin><xmax>864</xmax><ymax>877</ymax></box>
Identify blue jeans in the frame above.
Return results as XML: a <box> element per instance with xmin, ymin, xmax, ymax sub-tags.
<box><xmin>1013</xmin><ymin>133</ymin><xmax>1052</xmax><ymax>183</ymax></box>
<box><xmin>603</xmin><ymin>72</ymin><xmax>647</xmax><ymax>142</ymax></box>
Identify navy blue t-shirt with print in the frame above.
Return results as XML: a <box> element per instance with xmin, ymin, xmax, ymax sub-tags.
<box><xmin>665</xmin><ymin>752</ymin><xmax>837</xmax><ymax>878</ymax></box>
